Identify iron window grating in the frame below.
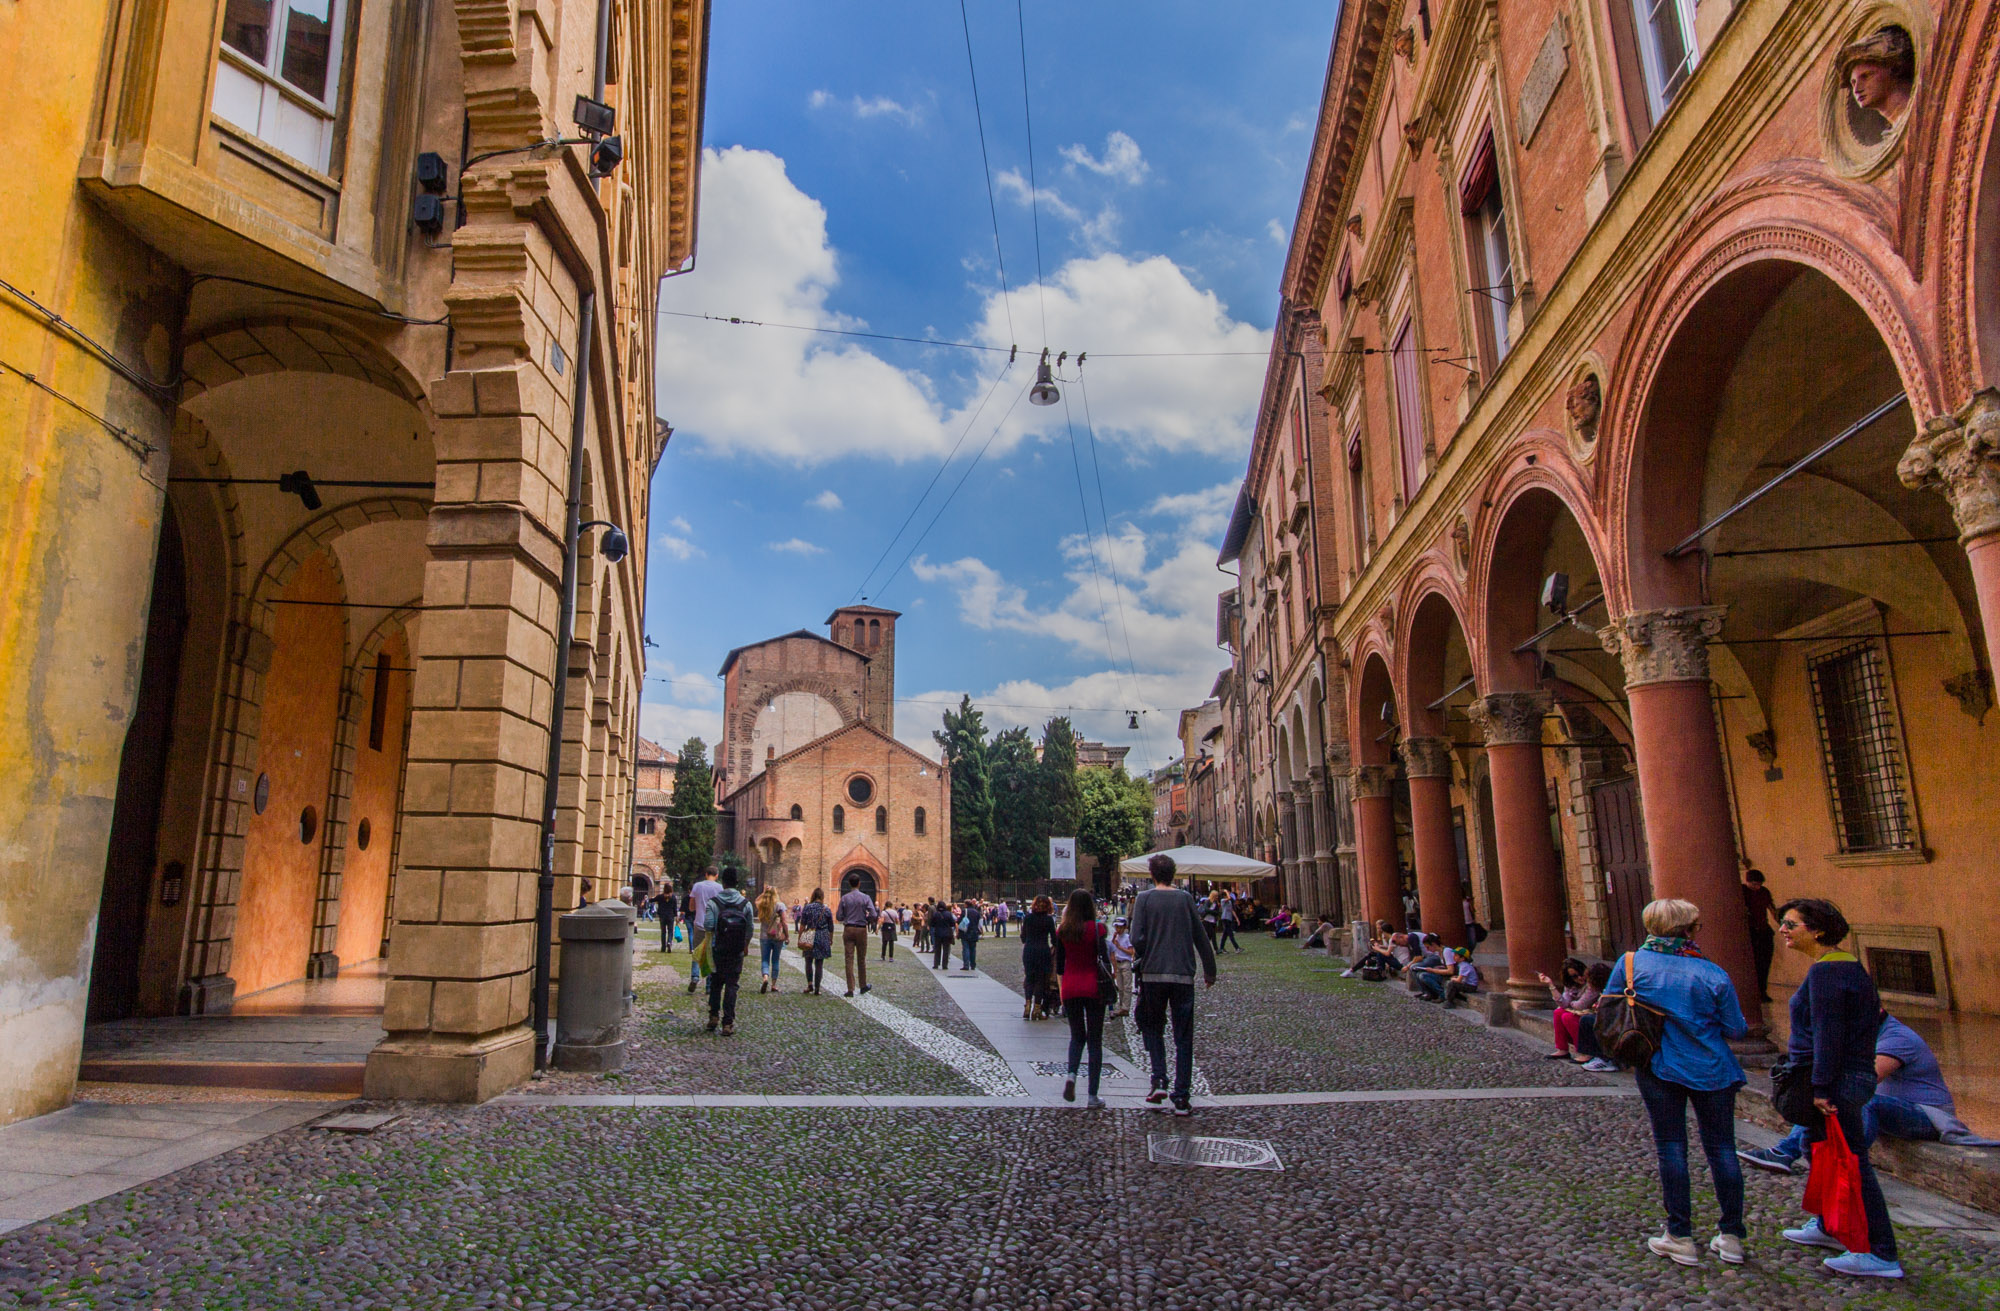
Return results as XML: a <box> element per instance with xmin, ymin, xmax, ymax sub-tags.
<box><xmin>1866</xmin><ymin>946</ymin><xmax>1937</xmax><ymax>997</ymax></box>
<box><xmin>1805</xmin><ymin>639</ymin><xmax>1913</xmax><ymax>853</ymax></box>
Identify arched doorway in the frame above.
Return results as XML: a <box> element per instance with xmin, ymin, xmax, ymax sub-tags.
<box><xmin>844</xmin><ymin>868</ymin><xmax>879</xmax><ymax>901</ymax></box>
<box><xmin>1400</xmin><ymin>590</ymin><xmax>1476</xmax><ymax>946</ymax></box>
<box><xmin>88</xmin><ymin>506</ymin><xmax>189</xmax><ymax>1022</ymax></box>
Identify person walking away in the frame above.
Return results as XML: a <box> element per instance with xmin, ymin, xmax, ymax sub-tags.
<box><xmin>1772</xmin><ymin>898</ymin><xmax>1903</xmax><ymax>1279</ymax></box>
<box><xmin>701</xmin><ymin>868</ymin><xmax>754</xmax><ymax>1035</ymax></box>
<box><xmin>755</xmin><ymin>886</ymin><xmax>789</xmax><ymax>994</ymax></box>
<box><xmin>1741</xmin><ymin>868</ymin><xmax>1779</xmax><ymax>1002</ymax></box>
<box><xmin>1216</xmin><ymin>893</ymin><xmax>1243</xmax><ymax>953</ymax></box>
<box><xmin>929</xmin><ymin>901</ymin><xmax>955</xmax><ymax>970</ymax></box>
<box><xmin>1608</xmin><ymin>898</ymin><xmax>1750</xmax><ymax>1269</ymax></box>
<box><xmin>796</xmin><ymin>888</ymin><xmax>834</xmax><ymax>995</ymax></box>
<box><xmin>1019</xmin><ymin>896</ymin><xmax>1057</xmax><ymax>1019</ymax></box>
<box><xmin>1199</xmin><ymin>892</ymin><xmax>1221</xmax><ymax>950</ymax></box>
<box><xmin>958</xmin><ymin>899</ymin><xmax>984</xmax><ymax>972</ymax></box>
<box><xmin>1130</xmin><ymin>854</ymin><xmax>1217</xmax><ymax>1117</ymax></box>
<box><xmin>836</xmin><ymin>874</ymin><xmax>877</xmax><ymax>997</ymax></box>
<box><xmin>655</xmin><ymin>881</ymin><xmax>676</xmax><ymax>952</ymax></box>
<box><xmin>1108</xmin><ymin>916</ymin><xmax>1135</xmax><ymax>1018</ymax></box>
<box><xmin>686</xmin><ymin>867</ymin><xmax>723</xmax><ymax>992</ymax></box>
<box><xmin>879</xmin><ymin>904</ymin><xmax>899</xmax><ymax>960</ymax></box>
<box><xmin>1053</xmin><ymin>889</ymin><xmax>1111</xmax><ymax>1108</ymax></box>
<box><xmin>996</xmin><ymin>900</ymin><xmax>1011</xmax><ymax>938</ymax></box>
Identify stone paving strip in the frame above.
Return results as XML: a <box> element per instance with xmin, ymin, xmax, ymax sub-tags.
<box><xmin>777</xmin><ymin>946</ymin><xmax>1027</xmax><ymax>1095</ymax></box>
<box><xmin>490</xmin><ymin>1083</ymin><xmax>1639</xmax><ymax>1109</ymax></box>
<box><xmin>0</xmin><ymin>1099</ymin><xmax>337</xmax><ymax>1232</ymax></box>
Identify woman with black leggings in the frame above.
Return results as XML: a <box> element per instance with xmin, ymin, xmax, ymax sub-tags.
<box><xmin>1051</xmin><ymin>888</ymin><xmax>1109</xmax><ymax>1108</ymax></box>
<box><xmin>796</xmin><ymin>888</ymin><xmax>834</xmax><ymax>995</ymax></box>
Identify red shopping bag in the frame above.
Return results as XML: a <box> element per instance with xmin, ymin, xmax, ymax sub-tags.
<box><xmin>1802</xmin><ymin>1115</ymin><xmax>1872</xmax><ymax>1254</ymax></box>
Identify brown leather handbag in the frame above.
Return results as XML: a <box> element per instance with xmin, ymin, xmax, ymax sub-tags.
<box><xmin>1593</xmin><ymin>951</ymin><xmax>1667</xmax><ymax>1069</ymax></box>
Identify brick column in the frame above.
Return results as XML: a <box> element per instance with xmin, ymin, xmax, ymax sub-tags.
<box><xmin>1398</xmin><ymin>736</ymin><xmax>1464</xmax><ymax>947</ymax></box>
<box><xmin>1599</xmin><ymin>606</ymin><xmax>1762</xmax><ymax>1031</ymax></box>
<box><xmin>1901</xmin><ymin>389</ymin><xmax>2000</xmax><ymax>682</ymax></box>
<box><xmin>1469</xmin><ymin>693</ymin><xmax>1566</xmax><ymax>999</ymax></box>
<box><xmin>1351</xmin><ymin>765</ymin><xmax>1398</xmax><ymax>928</ymax></box>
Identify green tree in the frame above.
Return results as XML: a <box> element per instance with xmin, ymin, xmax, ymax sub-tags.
<box><xmin>986</xmin><ymin>725</ymin><xmax>1043</xmax><ymax>881</ymax></box>
<box><xmin>1038</xmin><ymin>716</ymin><xmax>1082</xmax><ymax>841</ymax></box>
<box><xmin>660</xmin><ymin>737</ymin><xmax>717</xmax><ymax>887</ymax></box>
<box><xmin>1078</xmin><ymin>767</ymin><xmax>1151</xmax><ymax>896</ymax></box>
<box><xmin>934</xmin><ymin>695</ymin><xmax>993</xmax><ymax>888</ymax></box>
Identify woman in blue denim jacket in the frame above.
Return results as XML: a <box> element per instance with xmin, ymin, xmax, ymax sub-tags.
<box><xmin>1773</xmin><ymin>897</ymin><xmax>1901</xmax><ymax>1279</ymax></box>
<box><xmin>1604</xmin><ymin>897</ymin><xmax>1748</xmax><ymax>1268</ymax></box>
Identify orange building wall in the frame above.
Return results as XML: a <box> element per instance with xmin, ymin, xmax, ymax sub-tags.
<box><xmin>233</xmin><ymin>553</ymin><xmax>344</xmax><ymax>996</ymax></box>
<box><xmin>337</xmin><ymin>628</ymin><xmax>410</xmax><ymax>966</ymax></box>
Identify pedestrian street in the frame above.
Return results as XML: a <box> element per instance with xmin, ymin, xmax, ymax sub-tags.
<box><xmin>4</xmin><ymin>932</ymin><xmax>1998</xmax><ymax>1311</ymax></box>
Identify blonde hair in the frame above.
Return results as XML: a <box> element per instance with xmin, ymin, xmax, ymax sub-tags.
<box><xmin>1641</xmin><ymin>898</ymin><xmax>1701</xmax><ymax>937</ymax></box>
<box><xmin>755</xmin><ymin>887</ymin><xmax>777</xmax><ymax>921</ymax></box>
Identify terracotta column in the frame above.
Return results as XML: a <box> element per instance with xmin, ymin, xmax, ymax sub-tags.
<box><xmin>1398</xmin><ymin>737</ymin><xmax>1465</xmax><ymax>947</ymax></box>
<box><xmin>1599</xmin><ymin>607</ymin><xmax>1762</xmax><ymax>1031</ymax></box>
<box><xmin>1308</xmin><ymin>766</ymin><xmax>1339</xmax><ymax>923</ymax></box>
<box><xmin>1901</xmin><ymin>390</ymin><xmax>2000</xmax><ymax>682</ymax></box>
<box><xmin>1469</xmin><ymin>693</ymin><xmax>1566</xmax><ymax>999</ymax></box>
<box><xmin>1351</xmin><ymin>764</ymin><xmax>1399</xmax><ymax>928</ymax></box>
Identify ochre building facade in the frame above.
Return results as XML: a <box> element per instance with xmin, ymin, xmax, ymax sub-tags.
<box><xmin>716</xmin><ymin>608</ymin><xmax>952</xmax><ymax>910</ymax></box>
<box><xmin>1224</xmin><ymin>0</ymin><xmax>2000</xmax><ymax>1040</ymax></box>
<box><xmin>0</xmin><ymin>0</ymin><xmax>709</xmax><ymax>1124</ymax></box>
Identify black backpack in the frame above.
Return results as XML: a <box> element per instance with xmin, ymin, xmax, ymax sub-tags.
<box><xmin>712</xmin><ymin>897</ymin><xmax>754</xmax><ymax>960</ymax></box>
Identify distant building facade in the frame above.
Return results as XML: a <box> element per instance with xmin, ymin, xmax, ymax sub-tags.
<box><xmin>715</xmin><ymin>609</ymin><xmax>950</xmax><ymax>909</ymax></box>
<box><xmin>1076</xmin><ymin>740</ymin><xmax>1133</xmax><ymax>771</ymax></box>
<box><xmin>631</xmin><ymin>739</ymin><xmax>678</xmax><ymax>894</ymax></box>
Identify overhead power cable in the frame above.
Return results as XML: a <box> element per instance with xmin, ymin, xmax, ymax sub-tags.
<box><xmin>872</xmin><ymin>380</ymin><xmax>1033</xmax><ymax>602</ymax></box>
<box><xmin>958</xmin><ymin>0</ymin><xmax>1017</xmax><ymax>346</ymax></box>
<box><xmin>655</xmin><ymin>308</ymin><xmax>1270</xmax><ymax>358</ymax></box>
<box><xmin>1014</xmin><ymin>0</ymin><xmax>1050</xmax><ymax>344</ymax></box>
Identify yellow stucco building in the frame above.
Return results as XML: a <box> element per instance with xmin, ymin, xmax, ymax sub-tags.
<box><xmin>0</xmin><ymin>0</ymin><xmax>708</xmax><ymax>1125</ymax></box>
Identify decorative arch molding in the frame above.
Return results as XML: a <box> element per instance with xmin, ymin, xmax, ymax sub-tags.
<box><xmin>1347</xmin><ymin>644</ymin><xmax>1397</xmax><ymax>766</ymax></box>
<box><xmin>1467</xmin><ymin>460</ymin><xmax>1613</xmax><ymax>685</ymax></box>
<box><xmin>1392</xmin><ymin>563</ymin><xmax>1475</xmax><ymax>715</ymax></box>
<box><xmin>1601</xmin><ymin>194</ymin><xmax>1942</xmax><ymax>608</ymax></box>
<box><xmin>1897</xmin><ymin>0</ymin><xmax>2000</xmax><ymax>393</ymax></box>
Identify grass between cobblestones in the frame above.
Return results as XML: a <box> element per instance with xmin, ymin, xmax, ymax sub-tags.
<box><xmin>535</xmin><ymin>946</ymin><xmax>986</xmax><ymax>1097</ymax></box>
<box><xmin>4</xmin><ymin>1099</ymin><xmax>1997</xmax><ymax>1310</ymax></box>
<box><xmin>977</xmin><ymin>930</ymin><xmax>1602</xmax><ymax>1093</ymax></box>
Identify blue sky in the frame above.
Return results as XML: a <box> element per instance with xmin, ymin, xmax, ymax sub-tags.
<box><xmin>642</xmin><ymin>0</ymin><xmax>1337</xmax><ymax>771</ymax></box>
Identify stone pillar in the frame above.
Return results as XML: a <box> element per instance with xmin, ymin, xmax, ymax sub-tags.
<box><xmin>1294</xmin><ymin>784</ymin><xmax>1321</xmax><ymax>918</ymax></box>
<box><xmin>1398</xmin><ymin>736</ymin><xmax>1464</xmax><ymax>947</ymax></box>
<box><xmin>1276</xmin><ymin>790</ymin><xmax>1300</xmax><ymax>908</ymax></box>
<box><xmin>1901</xmin><ymin>390</ymin><xmax>2000</xmax><ymax>681</ymax></box>
<box><xmin>1308</xmin><ymin>766</ymin><xmax>1338</xmax><ymax>923</ymax></box>
<box><xmin>1351</xmin><ymin>765</ymin><xmax>1399</xmax><ymax>928</ymax></box>
<box><xmin>1599</xmin><ymin>607</ymin><xmax>1762</xmax><ymax>1031</ymax></box>
<box><xmin>1469</xmin><ymin>693</ymin><xmax>1566</xmax><ymax>999</ymax></box>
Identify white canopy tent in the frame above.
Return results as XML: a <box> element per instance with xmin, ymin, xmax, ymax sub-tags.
<box><xmin>1119</xmin><ymin>845</ymin><xmax>1276</xmax><ymax>883</ymax></box>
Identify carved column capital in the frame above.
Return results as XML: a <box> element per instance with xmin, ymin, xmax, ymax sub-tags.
<box><xmin>1468</xmin><ymin>691</ymin><xmax>1553</xmax><ymax>745</ymax></box>
<box><xmin>1598</xmin><ymin>606</ymin><xmax>1727</xmax><ymax>687</ymax></box>
<box><xmin>1350</xmin><ymin>764</ymin><xmax>1395</xmax><ymax>799</ymax></box>
<box><xmin>1397</xmin><ymin>735</ymin><xmax>1454</xmax><ymax>778</ymax></box>
<box><xmin>1276</xmin><ymin>791</ymin><xmax>1297</xmax><ymax>815</ymax></box>
<box><xmin>1899</xmin><ymin>389</ymin><xmax>2000</xmax><ymax>541</ymax></box>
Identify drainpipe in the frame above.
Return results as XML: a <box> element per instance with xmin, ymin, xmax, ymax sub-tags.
<box><xmin>532</xmin><ymin>288</ymin><xmax>597</xmax><ymax>1070</ymax></box>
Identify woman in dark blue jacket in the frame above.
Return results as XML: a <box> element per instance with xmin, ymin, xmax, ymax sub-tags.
<box><xmin>1776</xmin><ymin>897</ymin><xmax>1900</xmax><ymax>1279</ymax></box>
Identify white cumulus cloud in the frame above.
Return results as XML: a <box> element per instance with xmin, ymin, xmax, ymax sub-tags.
<box><xmin>1061</xmin><ymin>131</ymin><xmax>1148</xmax><ymax>185</ymax></box>
<box><xmin>768</xmin><ymin>537</ymin><xmax>826</xmax><ymax>556</ymax></box>
<box><xmin>808</xmin><ymin>490</ymin><xmax>843</xmax><ymax>511</ymax></box>
<box><xmin>654</xmin><ymin>515</ymin><xmax>702</xmax><ymax>560</ymax></box>
<box><xmin>808</xmin><ymin>90</ymin><xmax>925</xmax><ymax>127</ymax></box>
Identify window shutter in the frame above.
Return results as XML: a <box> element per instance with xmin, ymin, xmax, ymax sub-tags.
<box><xmin>1458</xmin><ymin>131</ymin><xmax>1497</xmax><ymax>215</ymax></box>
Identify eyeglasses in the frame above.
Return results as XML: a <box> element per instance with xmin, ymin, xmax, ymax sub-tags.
<box><xmin>1778</xmin><ymin>919</ymin><xmax>1807</xmax><ymax>932</ymax></box>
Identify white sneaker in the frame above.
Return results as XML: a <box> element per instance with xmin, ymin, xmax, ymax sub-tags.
<box><xmin>1647</xmin><ymin>1234</ymin><xmax>1700</xmax><ymax>1266</ymax></box>
<box><xmin>1708</xmin><ymin>1234</ymin><xmax>1744</xmax><ymax>1265</ymax></box>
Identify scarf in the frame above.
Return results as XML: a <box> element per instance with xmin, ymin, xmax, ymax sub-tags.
<box><xmin>1640</xmin><ymin>934</ymin><xmax>1706</xmax><ymax>959</ymax></box>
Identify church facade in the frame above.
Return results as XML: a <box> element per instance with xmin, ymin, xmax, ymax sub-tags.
<box><xmin>715</xmin><ymin>608</ymin><xmax>950</xmax><ymax>908</ymax></box>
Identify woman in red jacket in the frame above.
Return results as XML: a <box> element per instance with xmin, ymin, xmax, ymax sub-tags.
<box><xmin>1053</xmin><ymin>888</ymin><xmax>1110</xmax><ymax>1108</ymax></box>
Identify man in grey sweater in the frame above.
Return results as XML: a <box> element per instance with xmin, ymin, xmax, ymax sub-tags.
<box><xmin>1129</xmin><ymin>853</ymin><xmax>1218</xmax><ymax>1115</ymax></box>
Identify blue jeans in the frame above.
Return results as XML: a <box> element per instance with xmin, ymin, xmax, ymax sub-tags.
<box><xmin>760</xmin><ymin>938</ymin><xmax>784</xmax><ymax>981</ymax></box>
<box><xmin>1772</xmin><ymin>1092</ymin><xmax>1940</xmax><ymax>1161</ymax></box>
<box><xmin>1136</xmin><ymin>980</ymin><xmax>1196</xmax><ymax>1101</ymax></box>
<box><xmin>1413</xmin><ymin>970</ymin><xmax>1447</xmax><ymax>1000</ymax></box>
<box><xmin>1634</xmin><ymin>1066</ymin><xmax>1745</xmax><ymax>1239</ymax></box>
<box><xmin>961</xmin><ymin>938</ymin><xmax>978</xmax><ymax>969</ymax></box>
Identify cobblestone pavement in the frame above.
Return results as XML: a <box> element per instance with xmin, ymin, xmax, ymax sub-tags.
<box><xmin>5</xmin><ymin>934</ymin><xmax>1998</xmax><ymax>1309</ymax></box>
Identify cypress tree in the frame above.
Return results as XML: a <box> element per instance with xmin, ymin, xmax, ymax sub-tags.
<box><xmin>934</xmin><ymin>695</ymin><xmax>993</xmax><ymax>889</ymax></box>
<box><xmin>660</xmin><ymin>737</ymin><xmax>717</xmax><ymax>885</ymax></box>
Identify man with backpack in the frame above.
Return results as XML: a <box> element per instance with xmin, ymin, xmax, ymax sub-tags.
<box><xmin>686</xmin><ymin>866</ymin><xmax>722</xmax><ymax>992</ymax></box>
<box><xmin>700</xmin><ymin>867</ymin><xmax>755</xmax><ymax>1035</ymax></box>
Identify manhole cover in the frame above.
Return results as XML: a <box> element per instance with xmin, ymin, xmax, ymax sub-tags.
<box><xmin>1029</xmin><ymin>1061</ymin><xmax>1135</xmax><ymax>1081</ymax></box>
<box><xmin>1146</xmin><ymin>1134</ymin><xmax>1282</xmax><ymax>1171</ymax></box>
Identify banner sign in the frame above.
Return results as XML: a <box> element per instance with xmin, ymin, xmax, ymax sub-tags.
<box><xmin>1049</xmin><ymin>837</ymin><xmax>1077</xmax><ymax>881</ymax></box>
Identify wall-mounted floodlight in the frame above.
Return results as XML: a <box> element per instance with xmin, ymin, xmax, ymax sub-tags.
<box><xmin>573</xmin><ymin>95</ymin><xmax>617</xmax><ymax>139</ymax></box>
<box><xmin>588</xmin><ymin>135</ymin><xmax>624</xmax><ymax>180</ymax></box>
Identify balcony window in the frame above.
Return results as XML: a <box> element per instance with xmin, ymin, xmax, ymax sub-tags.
<box><xmin>214</xmin><ymin>0</ymin><xmax>347</xmax><ymax>172</ymax></box>
<box><xmin>1629</xmin><ymin>0</ymin><xmax>1699</xmax><ymax>123</ymax></box>
<box><xmin>1390</xmin><ymin>317</ymin><xmax>1426</xmax><ymax>499</ymax></box>
<box><xmin>1459</xmin><ymin>131</ymin><xmax>1515</xmax><ymax>365</ymax></box>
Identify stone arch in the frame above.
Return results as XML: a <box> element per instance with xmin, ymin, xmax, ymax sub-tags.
<box><xmin>1472</xmin><ymin>473</ymin><xmax>1613</xmax><ymax>696</ymax></box>
<box><xmin>179</xmin><ymin>315</ymin><xmax>429</xmax><ymax>410</ymax></box>
<box><xmin>1394</xmin><ymin>572</ymin><xmax>1475</xmax><ymax>736</ymax></box>
<box><xmin>1348</xmin><ymin>643</ymin><xmax>1398</xmax><ymax>767</ymax></box>
<box><xmin>1601</xmin><ymin>186</ymin><xmax>1943</xmax><ymax>610</ymax></box>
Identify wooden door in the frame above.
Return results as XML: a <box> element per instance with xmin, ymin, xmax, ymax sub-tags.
<box><xmin>1590</xmin><ymin>775</ymin><xmax>1651</xmax><ymax>954</ymax></box>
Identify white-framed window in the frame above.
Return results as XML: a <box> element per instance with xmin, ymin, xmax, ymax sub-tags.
<box><xmin>1629</xmin><ymin>0</ymin><xmax>1699</xmax><ymax>121</ymax></box>
<box><xmin>1458</xmin><ymin>130</ymin><xmax>1515</xmax><ymax>366</ymax></box>
<box><xmin>213</xmin><ymin>0</ymin><xmax>347</xmax><ymax>173</ymax></box>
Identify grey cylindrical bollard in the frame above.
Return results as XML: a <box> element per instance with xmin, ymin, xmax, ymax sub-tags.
<box><xmin>554</xmin><ymin>901</ymin><xmax>632</xmax><ymax>1071</ymax></box>
<box><xmin>597</xmin><ymin>897</ymin><xmax>636</xmax><ymax>1017</ymax></box>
